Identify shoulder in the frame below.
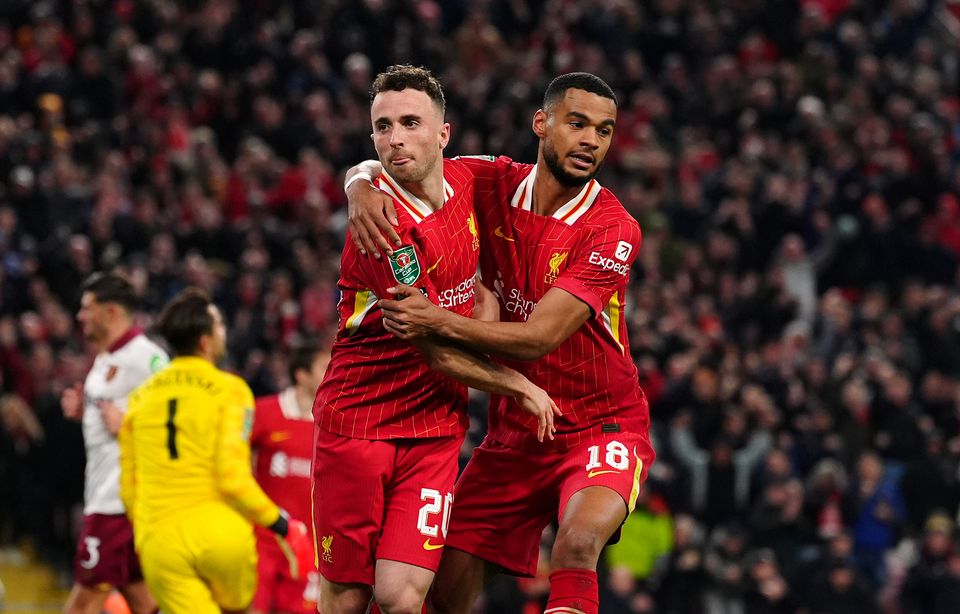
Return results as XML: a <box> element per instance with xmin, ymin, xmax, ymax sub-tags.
<box><xmin>217</xmin><ymin>370</ymin><xmax>254</xmax><ymax>402</ymax></box>
<box><xmin>451</xmin><ymin>155</ymin><xmax>527</xmax><ymax>177</ymax></box>
<box><xmin>586</xmin><ymin>190</ymin><xmax>641</xmax><ymax>237</ymax></box>
<box><xmin>121</xmin><ymin>335</ymin><xmax>170</xmax><ymax>371</ymax></box>
<box><xmin>255</xmin><ymin>393</ymin><xmax>281</xmax><ymax>413</ymax></box>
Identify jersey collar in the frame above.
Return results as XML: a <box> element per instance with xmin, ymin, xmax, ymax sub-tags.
<box><xmin>510</xmin><ymin>164</ymin><xmax>602</xmax><ymax>225</ymax></box>
<box><xmin>278</xmin><ymin>387</ymin><xmax>311</xmax><ymax>421</ymax></box>
<box><xmin>376</xmin><ymin>169</ymin><xmax>454</xmax><ymax>224</ymax></box>
<box><xmin>106</xmin><ymin>327</ymin><xmax>142</xmax><ymax>353</ymax></box>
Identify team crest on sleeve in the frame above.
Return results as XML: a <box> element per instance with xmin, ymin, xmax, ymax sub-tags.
<box><xmin>389</xmin><ymin>246</ymin><xmax>422</xmax><ymax>285</ymax></box>
<box><xmin>544</xmin><ymin>251</ymin><xmax>568</xmax><ymax>285</ymax></box>
<box><xmin>149</xmin><ymin>353</ymin><xmax>169</xmax><ymax>373</ymax></box>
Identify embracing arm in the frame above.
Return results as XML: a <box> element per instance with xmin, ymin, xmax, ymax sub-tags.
<box><xmin>382</xmin><ymin>285</ymin><xmax>592</xmax><ymax>361</ymax></box>
<box><xmin>414</xmin><ymin>336</ymin><xmax>560</xmax><ymax>441</ymax></box>
<box><xmin>345</xmin><ymin>160</ymin><xmax>401</xmax><ymax>257</ymax></box>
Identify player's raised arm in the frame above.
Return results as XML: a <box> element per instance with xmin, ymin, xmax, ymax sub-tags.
<box><xmin>345</xmin><ymin>159</ymin><xmax>400</xmax><ymax>258</ymax></box>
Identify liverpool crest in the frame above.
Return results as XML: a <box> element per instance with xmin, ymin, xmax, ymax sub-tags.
<box><xmin>544</xmin><ymin>251</ymin><xmax>568</xmax><ymax>284</ymax></box>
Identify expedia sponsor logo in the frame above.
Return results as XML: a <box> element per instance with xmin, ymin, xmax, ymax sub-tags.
<box><xmin>589</xmin><ymin>251</ymin><xmax>630</xmax><ymax>276</ymax></box>
<box><xmin>439</xmin><ymin>276</ymin><xmax>476</xmax><ymax>309</ymax></box>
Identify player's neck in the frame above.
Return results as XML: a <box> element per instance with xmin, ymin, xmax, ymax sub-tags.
<box><xmin>294</xmin><ymin>386</ymin><xmax>314</xmax><ymax>418</ymax></box>
<box><xmin>531</xmin><ymin>164</ymin><xmax>585</xmax><ymax>218</ymax></box>
<box><xmin>398</xmin><ymin>171</ymin><xmax>445</xmax><ymax>211</ymax></box>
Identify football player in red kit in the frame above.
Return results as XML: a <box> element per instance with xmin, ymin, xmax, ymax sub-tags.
<box><xmin>313</xmin><ymin>65</ymin><xmax>559</xmax><ymax>614</ymax></box>
<box><xmin>250</xmin><ymin>343</ymin><xmax>330</xmax><ymax>614</ymax></box>
<box><xmin>347</xmin><ymin>72</ymin><xmax>655</xmax><ymax>614</ymax></box>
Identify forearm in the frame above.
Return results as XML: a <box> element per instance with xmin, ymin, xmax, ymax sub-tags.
<box><xmin>414</xmin><ymin>337</ymin><xmax>531</xmax><ymax>398</ymax></box>
<box><xmin>217</xmin><ymin>467</ymin><xmax>282</xmax><ymax>527</ymax></box>
<box><xmin>434</xmin><ymin>311</ymin><xmax>557</xmax><ymax>361</ymax></box>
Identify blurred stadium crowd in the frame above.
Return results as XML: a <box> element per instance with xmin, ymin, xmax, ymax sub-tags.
<box><xmin>1</xmin><ymin>0</ymin><xmax>960</xmax><ymax>612</ymax></box>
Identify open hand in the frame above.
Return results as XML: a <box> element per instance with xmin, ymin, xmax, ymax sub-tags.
<box><xmin>347</xmin><ymin>180</ymin><xmax>400</xmax><ymax>259</ymax></box>
<box><xmin>516</xmin><ymin>380</ymin><xmax>562</xmax><ymax>442</ymax></box>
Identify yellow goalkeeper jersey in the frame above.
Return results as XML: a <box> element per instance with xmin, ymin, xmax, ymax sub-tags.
<box><xmin>119</xmin><ymin>356</ymin><xmax>281</xmax><ymax>546</ymax></box>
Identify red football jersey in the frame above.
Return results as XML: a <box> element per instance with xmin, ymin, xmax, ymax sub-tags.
<box><xmin>314</xmin><ymin>160</ymin><xmax>479</xmax><ymax>439</ymax></box>
<box><xmin>251</xmin><ymin>388</ymin><xmax>314</xmax><ymax>536</ymax></box>
<box><xmin>458</xmin><ymin>155</ymin><xmax>651</xmax><ymax>452</ymax></box>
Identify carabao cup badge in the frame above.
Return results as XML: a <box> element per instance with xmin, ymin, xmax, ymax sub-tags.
<box><xmin>390</xmin><ymin>245</ymin><xmax>422</xmax><ymax>285</ymax></box>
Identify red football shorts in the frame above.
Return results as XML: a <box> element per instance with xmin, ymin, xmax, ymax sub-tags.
<box><xmin>251</xmin><ymin>533</ymin><xmax>320</xmax><ymax>614</ymax></box>
<box><xmin>73</xmin><ymin>513</ymin><xmax>143</xmax><ymax>589</ymax></box>
<box><xmin>311</xmin><ymin>428</ymin><xmax>464</xmax><ymax>585</ymax></box>
<box><xmin>446</xmin><ymin>429</ymin><xmax>654</xmax><ymax>577</ymax></box>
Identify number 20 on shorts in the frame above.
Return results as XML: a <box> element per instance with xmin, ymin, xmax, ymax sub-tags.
<box><xmin>417</xmin><ymin>489</ymin><xmax>453</xmax><ymax>538</ymax></box>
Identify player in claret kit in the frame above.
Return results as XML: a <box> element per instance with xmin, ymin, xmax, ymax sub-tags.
<box><xmin>62</xmin><ymin>272</ymin><xmax>168</xmax><ymax>614</ymax></box>
<box><xmin>250</xmin><ymin>342</ymin><xmax>330</xmax><ymax>614</ymax></box>
<box><xmin>119</xmin><ymin>289</ymin><xmax>312</xmax><ymax>614</ymax></box>
<box><xmin>312</xmin><ymin>65</ymin><xmax>559</xmax><ymax>614</ymax></box>
<box><xmin>348</xmin><ymin>72</ymin><xmax>656</xmax><ymax>614</ymax></box>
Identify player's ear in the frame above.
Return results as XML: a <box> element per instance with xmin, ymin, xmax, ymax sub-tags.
<box><xmin>438</xmin><ymin>122</ymin><xmax>450</xmax><ymax>150</ymax></box>
<box><xmin>532</xmin><ymin>109</ymin><xmax>547</xmax><ymax>138</ymax></box>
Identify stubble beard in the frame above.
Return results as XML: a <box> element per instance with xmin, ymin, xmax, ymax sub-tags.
<box><xmin>543</xmin><ymin>139</ymin><xmax>600</xmax><ymax>188</ymax></box>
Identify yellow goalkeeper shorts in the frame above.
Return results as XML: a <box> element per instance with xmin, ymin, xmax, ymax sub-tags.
<box><xmin>137</xmin><ymin>503</ymin><xmax>257</xmax><ymax>614</ymax></box>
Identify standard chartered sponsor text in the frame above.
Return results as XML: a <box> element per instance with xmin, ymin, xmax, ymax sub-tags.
<box><xmin>439</xmin><ymin>276</ymin><xmax>476</xmax><ymax>309</ymax></box>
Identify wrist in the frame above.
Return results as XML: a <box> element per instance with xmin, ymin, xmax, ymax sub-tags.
<box><xmin>344</xmin><ymin>172</ymin><xmax>373</xmax><ymax>191</ymax></box>
<box><xmin>268</xmin><ymin>510</ymin><xmax>289</xmax><ymax>537</ymax></box>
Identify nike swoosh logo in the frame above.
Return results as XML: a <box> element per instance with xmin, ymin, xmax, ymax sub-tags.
<box><xmin>494</xmin><ymin>226</ymin><xmax>515</xmax><ymax>242</ymax></box>
<box><xmin>422</xmin><ymin>539</ymin><xmax>444</xmax><ymax>551</ymax></box>
<box><xmin>588</xmin><ymin>470</ymin><xmax>620</xmax><ymax>478</ymax></box>
<box><xmin>269</xmin><ymin>432</ymin><xmax>292</xmax><ymax>442</ymax></box>
<box><xmin>426</xmin><ymin>256</ymin><xmax>443</xmax><ymax>274</ymax></box>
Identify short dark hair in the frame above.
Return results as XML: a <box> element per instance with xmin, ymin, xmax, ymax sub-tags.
<box><xmin>156</xmin><ymin>287</ymin><xmax>214</xmax><ymax>356</ymax></box>
<box><xmin>371</xmin><ymin>64</ymin><xmax>445</xmax><ymax>111</ymax></box>
<box><xmin>82</xmin><ymin>272</ymin><xmax>139</xmax><ymax>313</ymax></box>
<box><xmin>542</xmin><ymin>72</ymin><xmax>618</xmax><ymax>111</ymax></box>
<box><xmin>288</xmin><ymin>341</ymin><xmax>326</xmax><ymax>382</ymax></box>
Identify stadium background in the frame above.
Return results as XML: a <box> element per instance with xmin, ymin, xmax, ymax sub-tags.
<box><xmin>1</xmin><ymin>0</ymin><xmax>960</xmax><ymax>612</ymax></box>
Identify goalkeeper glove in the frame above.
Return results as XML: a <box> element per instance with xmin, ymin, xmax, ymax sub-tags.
<box><xmin>268</xmin><ymin>511</ymin><xmax>314</xmax><ymax>580</ymax></box>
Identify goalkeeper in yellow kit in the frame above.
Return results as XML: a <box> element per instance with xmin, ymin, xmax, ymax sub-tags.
<box><xmin>119</xmin><ymin>288</ymin><xmax>313</xmax><ymax>614</ymax></box>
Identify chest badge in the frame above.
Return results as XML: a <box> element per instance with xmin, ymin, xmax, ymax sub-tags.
<box><xmin>544</xmin><ymin>251</ymin><xmax>568</xmax><ymax>285</ymax></box>
<box><xmin>467</xmin><ymin>213</ymin><xmax>480</xmax><ymax>251</ymax></box>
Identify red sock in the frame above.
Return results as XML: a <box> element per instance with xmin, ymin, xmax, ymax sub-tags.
<box><xmin>544</xmin><ymin>568</ymin><xmax>599</xmax><ymax>614</ymax></box>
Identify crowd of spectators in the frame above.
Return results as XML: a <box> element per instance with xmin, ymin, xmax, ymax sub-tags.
<box><xmin>1</xmin><ymin>0</ymin><xmax>960</xmax><ymax>612</ymax></box>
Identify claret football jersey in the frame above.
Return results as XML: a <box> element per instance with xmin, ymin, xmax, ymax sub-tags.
<box><xmin>457</xmin><ymin>155</ymin><xmax>651</xmax><ymax>451</ymax></box>
<box><xmin>314</xmin><ymin>160</ymin><xmax>479</xmax><ymax>439</ymax></box>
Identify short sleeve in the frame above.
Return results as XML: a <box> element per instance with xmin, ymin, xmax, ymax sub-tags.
<box><xmin>345</xmin><ymin>220</ymin><xmax>439</xmax><ymax>302</ymax></box>
<box><xmin>552</xmin><ymin>218</ymin><xmax>642</xmax><ymax>316</ymax></box>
